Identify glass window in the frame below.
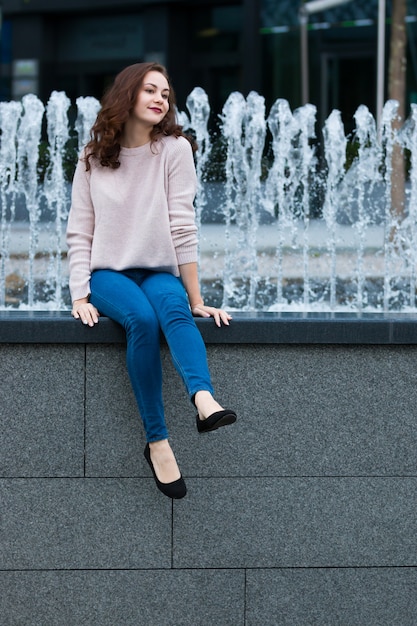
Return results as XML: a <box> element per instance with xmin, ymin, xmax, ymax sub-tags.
<box><xmin>193</xmin><ymin>5</ymin><xmax>242</xmax><ymax>54</ymax></box>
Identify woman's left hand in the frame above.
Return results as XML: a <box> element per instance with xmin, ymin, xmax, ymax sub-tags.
<box><xmin>191</xmin><ymin>303</ymin><xmax>232</xmax><ymax>327</ymax></box>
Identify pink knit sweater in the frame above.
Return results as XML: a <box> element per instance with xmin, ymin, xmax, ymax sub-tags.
<box><xmin>66</xmin><ymin>135</ymin><xmax>198</xmax><ymax>302</ymax></box>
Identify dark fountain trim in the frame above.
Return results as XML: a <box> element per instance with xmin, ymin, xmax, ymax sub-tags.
<box><xmin>1</xmin><ymin>310</ymin><xmax>417</xmax><ymax>344</ymax></box>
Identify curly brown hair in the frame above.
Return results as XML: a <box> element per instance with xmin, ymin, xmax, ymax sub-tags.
<box><xmin>84</xmin><ymin>62</ymin><xmax>195</xmax><ymax>170</ymax></box>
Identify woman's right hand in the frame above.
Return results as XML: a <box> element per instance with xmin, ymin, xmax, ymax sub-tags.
<box><xmin>72</xmin><ymin>298</ymin><xmax>100</xmax><ymax>327</ymax></box>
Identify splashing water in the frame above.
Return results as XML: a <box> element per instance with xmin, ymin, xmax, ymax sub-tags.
<box><xmin>0</xmin><ymin>89</ymin><xmax>416</xmax><ymax>312</ymax></box>
<box><xmin>17</xmin><ymin>94</ymin><xmax>45</xmax><ymax>307</ymax></box>
<box><xmin>75</xmin><ymin>96</ymin><xmax>101</xmax><ymax>152</ymax></box>
<box><xmin>219</xmin><ymin>90</ymin><xmax>267</xmax><ymax>310</ymax></box>
<box><xmin>182</xmin><ymin>86</ymin><xmax>212</xmax><ymax>232</ymax></box>
<box><xmin>0</xmin><ymin>99</ymin><xmax>21</xmax><ymax>307</ymax></box>
<box><xmin>0</xmin><ymin>92</ymin><xmax>99</xmax><ymax>309</ymax></box>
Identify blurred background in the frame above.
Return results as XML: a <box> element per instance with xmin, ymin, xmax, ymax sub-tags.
<box><xmin>0</xmin><ymin>0</ymin><xmax>416</xmax><ymax>130</ymax></box>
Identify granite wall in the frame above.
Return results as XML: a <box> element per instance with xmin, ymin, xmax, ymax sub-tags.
<box><xmin>1</xmin><ymin>312</ymin><xmax>417</xmax><ymax>625</ymax></box>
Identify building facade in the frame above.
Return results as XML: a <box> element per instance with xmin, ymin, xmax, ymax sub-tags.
<box><xmin>0</xmin><ymin>0</ymin><xmax>261</xmax><ymax>120</ymax></box>
<box><xmin>1</xmin><ymin>0</ymin><xmax>417</xmax><ymax>127</ymax></box>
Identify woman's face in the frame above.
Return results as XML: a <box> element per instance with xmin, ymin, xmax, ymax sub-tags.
<box><xmin>131</xmin><ymin>70</ymin><xmax>170</xmax><ymax>127</ymax></box>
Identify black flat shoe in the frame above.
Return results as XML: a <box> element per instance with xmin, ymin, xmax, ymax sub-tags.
<box><xmin>196</xmin><ymin>409</ymin><xmax>237</xmax><ymax>433</ymax></box>
<box><xmin>143</xmin><ymin>443</ymin><xmax>187</xmax><ymax>499</ymax></box>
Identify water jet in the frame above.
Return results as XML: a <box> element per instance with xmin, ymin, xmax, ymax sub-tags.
<box><xmin>1</xmin><ymin>88</ymin><xmax>416</xmax><ymax>312</ymax></box>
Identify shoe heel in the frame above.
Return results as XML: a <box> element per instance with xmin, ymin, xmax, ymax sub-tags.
<box><xmin>144</xmin><ymin>443</ymin><xmax>187</xmax><ymax>499</ymax></box>
<box><xmin>196</xmin><ymin>409</ymin><xmax>237</xmax><ymax>433</ymax></box>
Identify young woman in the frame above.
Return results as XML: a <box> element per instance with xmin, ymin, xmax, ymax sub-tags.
<box><xmin>66</xmin><ymin>62</ymin><xmax>237</xmax><ymax>499</ymax></box>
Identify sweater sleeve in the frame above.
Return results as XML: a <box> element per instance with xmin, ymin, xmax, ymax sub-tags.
<box><xmin>166</xmin><ymin>137</ymin><xmax>198</xmax><ymax>265</ymax></box>
<box><xmin>66</xmin><ymin>157</ymin><xmax>95</xmax><ymax>302</ymax></box>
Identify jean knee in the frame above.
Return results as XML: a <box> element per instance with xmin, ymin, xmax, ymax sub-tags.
<box><xmin>125</xmin><ymin>308</ymin><xmax>160</xmax><ymax>342</ymax></box>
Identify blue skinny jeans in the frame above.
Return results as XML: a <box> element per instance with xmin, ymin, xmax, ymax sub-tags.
<box><xmin>90</xmin><ymin>268</ymin><xmax>214</xmax><ymax>442</ymax></box>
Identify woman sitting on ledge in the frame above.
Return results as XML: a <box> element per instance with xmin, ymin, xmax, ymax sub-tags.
<box><xmin>66</xmin><ymin>62</ymin><xmax>237</xmax><ymax>500</ymax></box>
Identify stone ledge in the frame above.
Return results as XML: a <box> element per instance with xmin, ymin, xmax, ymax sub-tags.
<box><xmin>1</xmin><ymin>310</ymin><xmax>417</xmax><ymax>344</ymax></box>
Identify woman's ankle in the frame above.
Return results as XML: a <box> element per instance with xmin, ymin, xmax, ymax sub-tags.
<box><xmin>194</xmin><ymin>391</ymin><xmax>223</xmax><ymax>420</ymax></box>
<box><xmin>148</xmin><ymin>439</ymin><xmax>181</xmax><ymax>482</ymax></box>
<box><xmin>149</xmin><ymin>438</ymin><xmax>170</xmax><ymax>451</ymax></box>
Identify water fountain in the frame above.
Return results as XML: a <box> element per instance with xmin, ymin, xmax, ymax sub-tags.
<box><xmin>4</xmin><ymin>89</ymin><xmax>417</xmax><ymax>626</ymax></box>
<box><xmin>1</xmin><ymin>87</ymin><xmax>416</xmax><ymax>312</ymax></box>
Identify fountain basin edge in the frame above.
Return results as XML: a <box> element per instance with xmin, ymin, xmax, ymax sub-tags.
<box><xmin>1</xmin><ymin>310</ymin><xmax>417</xmax><ymax>344</ymax></box>
<box><xmin>2</xmin><ymin>309</ymin><xmax>417</xmax><ymax>624</ymax></box>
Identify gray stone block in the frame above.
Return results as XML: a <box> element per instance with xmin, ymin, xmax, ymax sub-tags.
<box><xmin>0</xmin><ymin>345</ymin><xmax>85</xmax><ymax>477</ymax></box>
<box><xmin>174</xmin><ymin>477</ymin><xmax>417</xmax><ymax>568</ymax></box>
<box><xmin>246</xmin><ymin>568</ymin><xmax>417</xmax><ymax>626</ymax></box>
<box><xmin>85</xmin><ymin>343</ymin><xmax>417</xmax><ymax>478</ymax></box>
<box><xmin>85</xmin><ymin>345</ymin><xmax>144</xmax><ymax>476</ymax></box>
<box><xmin>0</xmin><ymin>478</ymin><xmax>171</xmax><ymax>569</ymax></box>
<box><xmin>0</xmin><ymin>569</ymin><xmax>244</xmax><ymax>626</ymax></box>
<box><xmin>3</xmin><ymin>315</ymin><xmax>417</xmax><ymax>625</ymax></box>
<box><xmin>174</xmin><ymin>344</ymin><xmax>417</xmax><ymax>478</ymax></box>
<box><xmin>85</xmin><ymin>345</ymin><xmax>200</xmax><ymax>477</ymax></box>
